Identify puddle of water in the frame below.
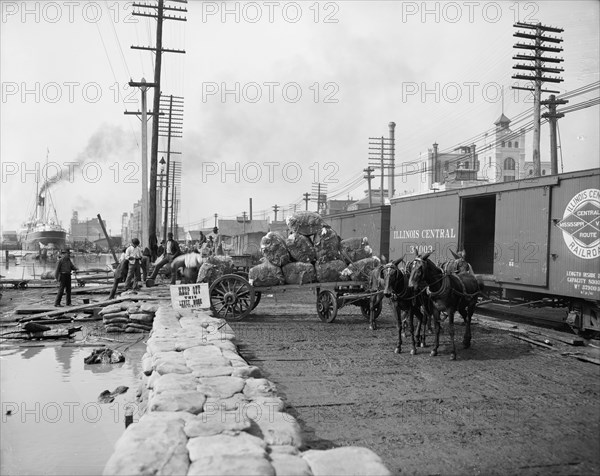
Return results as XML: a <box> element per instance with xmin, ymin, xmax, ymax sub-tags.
<box><xmin>1</xmin><ymin>254</ymin><xmax>114</xmax><ymax>281</ymax></box>
<box><xmin>0</xmin><ymin>339</ymin><xmax>146</xmax><ymax>475</ymax></box>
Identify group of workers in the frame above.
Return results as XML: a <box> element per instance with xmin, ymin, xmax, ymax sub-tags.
<box><xmin>53</xmin><ymin>227</ymin><xmax>223</xmax><ymax>305</ymax></box>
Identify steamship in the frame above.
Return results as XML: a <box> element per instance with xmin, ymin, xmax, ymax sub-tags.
<box><xmin>18</xmin><ymin>158</ymin><xmax>68</xmax><ymax>253</ymax></box>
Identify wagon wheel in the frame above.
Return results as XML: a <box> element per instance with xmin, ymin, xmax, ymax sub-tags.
<box><xmin>209</xmin><ymin>274</ymin><xmax>255</xmax><ymax>321</ymax></box>
<box><xmin>316</xmin><ymin>290</ymin><xmax>338</xmax><ymax>323</ymax></box>
<box><xmin>360</xmin><ymin>299</ymin><xmax>382</xmax><ymax>321</ymax></box>
<box><xmin>252</xmin><ymin>292</ymin><xmax>262</xmax><ymax>310</ymax></box>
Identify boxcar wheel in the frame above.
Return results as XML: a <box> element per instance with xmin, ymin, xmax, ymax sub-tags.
<box><xmin>317</xmin><ymin>290</ymin><xmax>338</xmax><ymax>323</ymax></box>
<box><xmin>209</xmin><ymin>274</ymin><xmax>255</xmax><ymax>321</ymax></box>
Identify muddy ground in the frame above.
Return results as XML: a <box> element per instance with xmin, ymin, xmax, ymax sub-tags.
<box><xmin>2</xmin><ymin>285</ymin><xmax>599</xmax><ymax>476</ymax></box>
<box><xmin>230</xmin><ymin>289</ymin><xmax>600</xmax><ymax>476</ymax></box>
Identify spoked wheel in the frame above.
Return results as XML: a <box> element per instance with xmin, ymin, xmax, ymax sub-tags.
<box><xmin>360</xmin><ymin>299</ymin><xmax>382</xmax><ymax>321</ymax></box>
<box><xmin>252</xmin><ymin>292</ymin><xmax>262</xmax><ymax>310</ymax></box>
<box><xmin>316</xmin><ymin>290</ymin><xmax>338</xmax><ymax>323</ymax></box>
<box><xmin>209</xmin><ymin>274</ymin><xmax>255</xmax><ymax>321</ymax></box>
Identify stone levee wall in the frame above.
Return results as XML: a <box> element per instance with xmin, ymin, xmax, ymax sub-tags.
<box><xmin>103</xmin><ymin>305</ymin><xmax>391</xmax><ymax>476</ymax></box>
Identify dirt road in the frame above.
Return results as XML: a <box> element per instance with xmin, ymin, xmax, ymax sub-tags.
<box><xmin>230</xmin><ymin>290</ymin><xmax>600</xmax><ymax>476</ymax></box>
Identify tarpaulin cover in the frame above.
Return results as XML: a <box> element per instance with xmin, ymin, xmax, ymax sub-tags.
<box><xmin>286</xmin><ymin>232</ymin><xmax>317</xmax><ymax>263</ymax></box>
<box><xmin>286</xmin><ymin>211</ymin><xmax>325</xmax><ymax>236</ymax></box>
<box><xmin>249</xmin><ymin>259</ymin><xmax>285</xmax><ymax>286</ymax></box>
<box><xmin>340</xmin><ymin>237</ymin><xmax>373</xmax><ymax>264</ymax></box>
<box><xmin>342</xmin><ymin>256</ymin><xmax>381</xmax><ymax>282</ymax></box>
<box><xmin>314</xmin><ymin>226</ymin><xmax>342</xmax><ymax>263</ymax></box>
<box><xmin>282</xmin><ymin>262</ymin><xmax>317</xmax><ymax>284</ymax></box>
<box><xmin>315</xmin><ymin>259</ymin><xmax>347</xmax><ymax>283</ymax></box>
<box><xmin>260</xmin><ymin>231</ymin><xmax>291</xmax><ymax>267</ymax></box>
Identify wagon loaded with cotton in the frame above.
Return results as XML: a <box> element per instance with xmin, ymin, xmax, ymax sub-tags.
<box><xmin>209</xmin><ymin>212</ymin><xmax>383</xmax><ymax>322</ymax></box>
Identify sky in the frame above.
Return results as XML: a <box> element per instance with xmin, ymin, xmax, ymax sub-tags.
<box><xmin>1</xmin><ymin>0</ymin><xmax>599</xmax><ymax>237</ymax></box>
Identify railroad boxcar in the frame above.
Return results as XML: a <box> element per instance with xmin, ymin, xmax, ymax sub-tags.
<box><xmin>389</xmin><ymin>168</ymin><xmax>600</xmax><ymax>333</ymax></box>
<box><xmin>327</xmin><ymin>205</ymin><xmax>391</xmax><ymax>260</ymax></box>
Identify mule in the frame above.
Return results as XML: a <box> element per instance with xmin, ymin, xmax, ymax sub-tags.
<box><xmin>408</xmin><ymin>252</ymin><xmax>484</xmax><ymax>360</ymax></box>
<box><xmin>439</xmin><ymin>249</ymin><xmax>474</xmax><ymax>275</ymax></box>
<box><xmin>381</xmin><ymin>257</ymin><xmax>433</xmax><ymax>354</ymax></box>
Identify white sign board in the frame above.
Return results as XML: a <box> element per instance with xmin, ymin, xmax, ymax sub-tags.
<box><xmin>169</xmin><ymin>283</ymin><xmax>210</xmax><ymax>310</ymax></box>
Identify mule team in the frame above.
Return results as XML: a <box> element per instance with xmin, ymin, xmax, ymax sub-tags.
<box><xmin>368</xmin><ymin>250</ymin><xmax>485</xmax><ymax>361</ymax></box>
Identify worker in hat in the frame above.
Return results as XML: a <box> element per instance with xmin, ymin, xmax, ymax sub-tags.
<box><xmin>54</xmin><ymin>249</ymin><xmax>78</xmax><ymax>307</ymax></box>
<box><xmin>210</xmin><ymin>227</ymin><xmax>224</xmax><ymax>256</ymax></box>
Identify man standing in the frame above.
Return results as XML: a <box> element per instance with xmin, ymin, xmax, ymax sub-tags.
<box><xmin>124</xmin><ymin>238</ymin><xmax>143</xmax><ymax>290</ymax></box>
<box><xmin>108</xmin><ymin>249</ymin><xmax>129</xmax><ymax>300</ymax></box>
<box><xmin>148</xmin><ymin>232</ymin><xmax>181</xmax><ymax>282</ymax></box>
<box><xmin>210</xmin><ymin>226</ymin><xmax>224</xmax><ymax>255</ymax></box>
<box><xmin>54</xmin><ymin>249</ymin><xmax>78</xmax><ymax>307</ymax></box>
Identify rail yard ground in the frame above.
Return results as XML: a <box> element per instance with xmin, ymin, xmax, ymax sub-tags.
<box><xmin>1</xmin><ymin>285</ymin><xmax>599</xmax><ymax>476</ymax></box>
<box><xmin>230</xmin><ymin>289</ymin><xmax>600</xmax><ymax>476</ymax></box>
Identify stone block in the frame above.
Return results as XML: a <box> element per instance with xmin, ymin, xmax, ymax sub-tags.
<box><xmin>196</xmin><ymin>376</ymin><xmax>246</xmax><ymax>399</ymax></box>
<box><xmin>270</xmin><ymin>452</ymin><xmax>313</xmax><ymax>476</ymax></box>
<box><xmin>153</xmin><ymin>373</ymin><xmax>198</xmax><ymax>394</ymax></box>
<box><xmin>183</xmin><ymin>410</ymin><xmax>251</xmax><ymax>437</ymax></box>
<box><xmin>148</xmin><ymin>390</ymin><xmax>206</xmax><ymax>414</ymax></box>
<box><xmin>187</xmin><ymin>454</ymin><xmax>274</xmax><ymax>476</ymax></box>
<box><xmin>302</xmin><ymin>447</ymin><xmax>392</xmax><ymax>476</ymax></box>
<box><xmin>187</xmin><ymin>432</ymin><xmax>267</xmax><ymax>461</ymax></box>
<box><xmin>246</xmin><ymin>412</ymin><xmax>303</xmax><ymax>447</ymax></box>
<box><xmin>243</xmin><ymin>378</ymin><xmax>278</xmax><ymax>399</ymax></box>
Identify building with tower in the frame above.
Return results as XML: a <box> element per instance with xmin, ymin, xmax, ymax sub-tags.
<box><xmin>480</xmin><ymin>113</ymin><xmax>551</xmax><ymax>183</ymax></box>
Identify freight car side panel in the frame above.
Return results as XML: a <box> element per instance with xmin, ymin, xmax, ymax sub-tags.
<box><xmin>492</xmin><ymin>187</ymin><xmax>550</xmax><ymax>287</ymax></box>
<box><xmin>548</xmin><ymin>173</ymin><xmax>600</xmax><ymax>300</ymax></box>
<box><xmin>389</xmin><ymin>194</ymin><xmax>460</xmax><ymax>263</ymax></box>
<box><xmin>327</xmin><ymin>206</ymin><xmax>390</xmax><ymax>259</ymax></box>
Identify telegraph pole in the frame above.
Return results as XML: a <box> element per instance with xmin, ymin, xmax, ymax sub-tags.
<box><xmin>363</xmin><ymin>167</ymin><xmax>375</xmax><ymax>208</ymax></box>
<box><xmin>541</xmin><ymin>94</ymin><xmax>568</xmax><ymax>175</ymax></box>
<box><xmin>388</xmin><ymin>122</ymin><xmax>396</xmax><ymax>199</ymax></box>
<box><xmin>512</xmin><ymin>22</ymin><xmax>564</xmax><ymax>177</ymax></box>
<box><xmin>272</xmin><ymin>205</ymin><xmax>280</xmax><ymax>222</ymax></box>
<box><xmin>368</xmin><ymin>130</ymin><xmax>394</xmax><ymax>204</ymax></box>
<box><xmin>132</xmin><ymin>0</ymin><xmax>186</xmax><ymax>257</ymax></box>
<box><xmin>159</xmin><ymin>94</ymin><xmax>184</xmax><ymax>242</ymax></box>
<box><xmin>311</xmin><ymin>183</ymin><xmax>327</xmax><ymax>214</ymax></box>
<box><xmin>303</xmin><ymin>192</ymin><xmax>311</xmax><ymax>211</ymax></box>
<box><xmin>125</xmin><ymin>78</ymin><xmax>157</xmax><ymax>251</ymax></box>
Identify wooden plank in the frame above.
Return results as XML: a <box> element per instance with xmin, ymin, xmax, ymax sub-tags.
<box><xmin>511</xmin><ymin>334</ymin><xmax>556</xmax><ymax>350</ymax></box>
<box><xmin>15</xmin><ymin>306</ymin><xmax>61</xmax><ymax>315</ymax></box>
<box><xmin>253</xmin><ymin>281</ymin><xmax>367</xmax><ymax>293</ymax></box>
<box><xmin>527</xmin><ymin>329</ymin><xmax>584</xmax><ymax>346</ymax></box>
<box><xmin>18</xmin><ymin>295</ymin><xmax>167</xmax><ymax>323</ymax></box>
<box><xmin>575</xmin><ymin>355</ymin><xmax>600</xmax><ymax>365</ymax></box>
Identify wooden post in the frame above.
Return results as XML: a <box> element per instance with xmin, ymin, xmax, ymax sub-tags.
<box><xmin>97</xmin><ymin>214</ymin><xmax>118</xmax><ymax>265</ymax></box>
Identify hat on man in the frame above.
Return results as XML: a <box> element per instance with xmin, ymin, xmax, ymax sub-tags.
<box><xmin>213</xmin><ymin>227</ymin><xmax>219</xmax><ymax>233</ymax></box>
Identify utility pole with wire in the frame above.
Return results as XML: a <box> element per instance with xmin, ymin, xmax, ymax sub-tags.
<box><xmin>124</xmin><ymin>78</ymin><xmax>157</xmax><ymax>251</ymax></box>
<box><xmin>541</xmin><ymin>94</ymin><xmax>568</xmax><ymax>175</ymax></box>
<box><xmin>272</xmin><ymin>205</ymin><xmax>280</xmax><ymax>222</ymax></box>
<box><xmin>512</xmin><ymin>21</ymin><xmax>564</xmax><ymax>177</ymax></box>
<box><xmin>158</xmin><ymin>94</ymin><xmax>184</xmax><ymax>242</ymax></box>
<box><xmin>363</xmin><ymin>167</ymin><xmax>375</xmax><ymax>208</ymax></box>
<box><xmin>368</xmin><ymin>135</ymin><xmax>394</xmax><ymax>205</ymax></box>
<box><xmin>132</xmin><ymin>0</ymin><xmax>186</xmax><ymax>258</ymax></box>
<box><xmin>311</xmin><ymin>183</ymin><xmax>327</xmax><ymax>214</ymax></box>
<box><xmin>303</xmin><ymin>192</ymin><xmax>311</xmax><ymax>211</ymax></box>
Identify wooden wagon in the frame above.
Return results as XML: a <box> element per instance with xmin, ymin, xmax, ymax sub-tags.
<box><xmin>208</xmin><ymin>273</ymin><xmax>382</xmax><ymax>323</ymax></box>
